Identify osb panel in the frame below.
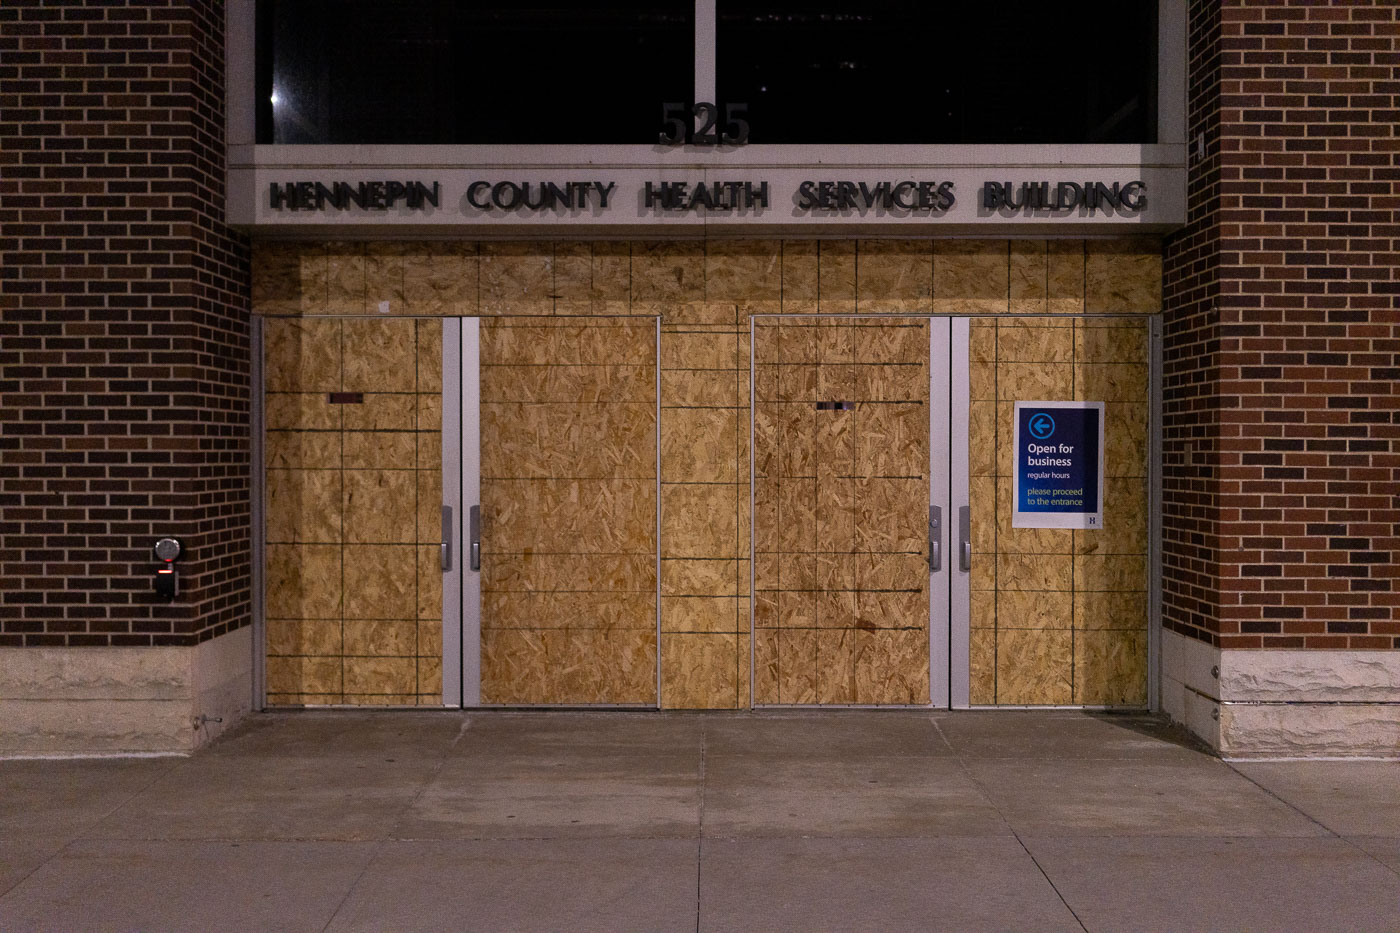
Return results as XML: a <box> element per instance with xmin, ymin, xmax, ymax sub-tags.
<box><xmin>255</xmin><ymin>242</ymin><xmax>1158</xmax><ymax>710</ymax></box>
<box><xmin>996</xmin><ymin>319</ymin><xmax>1074</xmax><ymax>363</ymax></box>
<box><xmin>755</xmin><ymin>628</ymin><xmax>821</xmax><ymax>705</ymax></box>
<box><xmin>630</xmin><ymin>240</ymin><xmax>706</xmax><ymax>303</ymax></box>
<box><xmin>969</xmin><ymin>628</ymin><xmax>996</xmax><ymax>706</ymax></box>
<box><xmin>554</xmin><ymin>241</ymin><xmax>632</xmax><ymax>309</ymax></box>
<box><xmin>661</xmin><ymin>330</ymin><xmax>740</xmax><ymax>370</ymax></box>
<box><xmin>661</xmin><ymin>595</ymin><xmax>746</xmax><ymax>634</ymax></box>
<box><xmin>265</xmin><ymin>318</ymin><xmax>341</xmax><ymax>393</ymax></box>
<box><xmin>662</xmin><ymin>483</ymin><xmax>739</xmax><ymax>558</ymax></box>
<box><xmin>483</xmin><ymin>403</ymin><xmax>655</xmax><ymax>479</ymax></box>
<box><xmin>481</xmin><ymin>317</ymin><xmax>658</xmax><ymax>706</ymax></box>
<box><xmin>816</xmin><ymin>629</ymin><xmax>928</xmax><ymax>705</ymax></box>
<box><xmin>265</xmin><ymin>392</ymin><xmax>341</xmax><ymax>432</ymax></box>
<box><xmin>933</xmin><ymin>240</ymin><xmax>1008</xmax><ymax>314</ymax></box>
<box><xmin>343</xmin><ymin>656</ymin><xmax>417</xmax><ymax>696</ymax></box>
<box><xmin>662</xmin><ymin>633</ymin><xmax>748</xmax><ymax>709</ymax></box>
<box><xmin>753</xmin><ymin>318</ymin><xmax>929</xmax><ymax>707</ymax></box>
<box><xmin>266</xmin><ymin>430</ymin><xmax>341</xmax><ymax>471</ymax></box>
<box><xmin>483</xmin><ymin>364</ymin><xmax>655</xmax><ymax>405</ymax></box>
<box><xmin>266</xmin><ymin>544</ymin><xmax>342</xmax><ymax>620</ymax></box>
<box><xmin>996</xmin><ymin>590</ymin><xmax>1075</xmax><ymax>630</ymax></box>
<box><xmin>252</xmin><ymin>242</ymin><xmax>326</xmax><ymax>316</ymax></box>
<box><xmin>265</xmin><ymin>619</ymin><xmax>340</xmax><ymax>661</ymax></box>
<box><xmin>1076</xmin><ymin>321</ymin><xmax>1149</xmax><ymax>364</ymax></box>
<box><xmin>1073</xmin><ymin>630</ymin><xmax>1149</xmax><ymax>706</ymax></box>
<box><xmin>266</xmin><ymin>656</ymin><xmax>342</xmax><ymax>698</ymax></box>
<box><xmin>661</xmin><ymin>369</ymin><xmax>743</xmax><ymax>408</ymax></box>
<box><xmin>325</xmin><ymin>243</ymin><xmax>367</xmax><ymax>315</ymax></box>
<box><xmin>1075</xmin><ymin>555</ymin><xmax>1149</xmax><ymax>592</ymax></box>
<box><xmin>483</xmin><ymin>319</ymin><xmax>657</xmax><ymax>365</ymax></box>
<box><xmin>341</xmin><ymin>544</ymin><xmax>417</xmax><ymax>620</ymax></box>
<box><xmin>265</xmin><ymin>470</ymin><xmax>341</xmax><ymax>544</ymax></box>
<box><xmin>343</xmin><ymin>394</ymin><xmax>416</xmax><ymax>432</ymax></box>
<box><xmin>265</xmin><ymin>317</ymin><xmax>444</xmax><ymax>707</ymax></box>
<box><xmin>484</xmin><ymin>478</ymin><xmax>655</xmax><ymax>553</ymax></box>
<box><xmin>1085</xmin><ymin>239</ymin><xmax>1162</xmax><ymax>313</ymax></box>
<box><xmin>855</xmin><ymin>240</ymin><xmax>932</xmax><ymax>313</ymax></box>
<box><xmin>816</xmin><ymin>241</ymin><xmax>857</xmax><ymax>312</ymax></box>
<box><xmin>479</xmin><ymin>242</ymin><xmax>554</xmax><ymax>315</ymax></box>
<box><xmin>661</xmin><ymin>407</ymin><xmax>740</xmax><ymax>484</ymax></box>
<box><xmin>342</xmin><ymin>432</ymin><xmax>413</xmax><ymax>471</ymax></box>
<box><xmin>480</xmin><ymin>629</ymin><xmax>656</xmax><ymax>705</ymax></box>
<box><xmin>484</xmin><ymin>592</ymin><xmax>655</xmax><ymax>632</ymax></box>
<box><xmin>855</xmin><ymin>404</ymin><xmax>928</xmax><ymax>476</ymax></box>
<box><xmin>780</xmin><ymin>240</ymin><xmax>820</xmax><ymax>304</ymax></box>
<box><xmin>855</xmin><ymin>319</ymin><xmax>929</xmax><ymax>364</ymax></box>
<box><xmin>404</xmin><ymin>242</ymin><xmax>478</xmax><ymax>316</ymax></box>
<box><xmin>1047</xmin><ymin>240</ymin><xmax>1088</xmax><ymax>315</ymax></box>
<box><xmin>995</xmin><ymin>629</ymin><xmax>1073</xmax><ymax>705</ymax></box>
<box><xmin>662</xmin><ymin>558</ymin><xmax>742</xmax><ymax>596</ymax></box>
<box><xmin>997</xmin><ymin>361</ymin><xmax>1074</xmax><ymax>401</ymax></box>
<box><xmin>706</xmin><ymin>239</ymin><xmax>782</xmax><ymax>301</ymax></box>
<box><xmin>343</xmin><ymin>619</ymin><xmax>417</xmax><ymax>658</ymax></box>
<box><xmin>343</xmin><ymin>470</ymin><xmax>416</xmax><ymax>544</ymax></box>
<box><xmin>254</xmin><ymin>239</ymin><xmax>1160</xmax><ymax>321</ymax></box>
<box><xmin>1074</xmin><ymin>590</ymin><xmax>1149</xmax><ymax>631</ymax></box>
<box><xmin>971</xmin><ymin>317</ymin><xmax>1150</xmax><ymax>707</ymax></box>
<box><xmin>366</xmin><ymin>241</ymin><xmax>407</xmax><ymax>312</ymax></box>
<box><xmin>486</xmin><ymin>553</ymin><xmax>656</xmax><ymax>595</ymax></box>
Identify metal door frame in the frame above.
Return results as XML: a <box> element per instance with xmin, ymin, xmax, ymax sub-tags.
<box><xmin>748</xmin><ymin>313</ymin><xmax>962</xmax><ymax>709</ymax></box>
<box><xmin>450</xmin><ymin>315</ymin><xmax>662</xmax><ymax>709</ymax></box>
<box><xmin>443</xmin><ymin>318</ymin><xmax>480</xmax><ymax>707</ymax></box>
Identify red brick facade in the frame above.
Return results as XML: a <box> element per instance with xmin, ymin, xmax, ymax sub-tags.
<box><xmin>1162</xmin><ymin>0</ymin><xmax>1400</xmax><ymax>650</ymax></box>
<box><xmin>0</xmin><ymin>0</ymin><xmax>252</xmax><ymax>646</ymax></box>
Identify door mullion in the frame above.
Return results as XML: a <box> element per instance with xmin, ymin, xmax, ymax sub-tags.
<box><xmin>949</xmin><ymin>318</ymin><xmax>972</xmax><ymax>708</ymax></box>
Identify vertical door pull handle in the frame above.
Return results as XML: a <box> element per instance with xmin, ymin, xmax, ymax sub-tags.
<box><xmin>928</xmin><ymin>505</ymin><xmax>942</xmax><ymax>572</ymax></box>
<box><xmin>469</xmin><ymin>505</ymin><xmax>481</xmax><ymax>572</ymax></box>
<box><xmin>958</xmin><ymin>505</ymin><xmax>972</xmax><ymax>572</ymax></box>
<box><xmin>440</xmin><ymin>506</ymin><xmax>452</xmax><ymax>571</ymax></box>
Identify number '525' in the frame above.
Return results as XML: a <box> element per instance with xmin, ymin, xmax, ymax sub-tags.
<box><xmin>659</xmin><ymin>102</ymin><xmax>750</xmax><ymax>146</ymax></box>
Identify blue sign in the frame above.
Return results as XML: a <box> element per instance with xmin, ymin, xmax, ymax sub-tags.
<box><xmin>1012</xmin><ymin>401</ymin><xmax>1105</xmax><ymax>529</ymax></box>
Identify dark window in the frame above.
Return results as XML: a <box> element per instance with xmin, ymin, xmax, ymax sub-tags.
<box><xmin>716</xmin><ymin>1</ymin><xmax>1157</xmax><ymax>144</ymax></box>
<box><xmin>257</xmin><ymin>0</ymin><xmax>693</xmax><ymax>144</ymax></box>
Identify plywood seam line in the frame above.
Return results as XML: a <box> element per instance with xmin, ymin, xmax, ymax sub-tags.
<box><xmin>1070</xmin><ymin>316</ymin><xmax>1079</xmax><ymax>702</ymax></box>
<box><xmin>338</xmin><ymin>319</ymin><xmax>346</xmax><ymax>703</ymax></box>
<box><xmin>993</xmin><ymin>316</ymin><xmax>1000</xmax><ymax>705</ymax></box>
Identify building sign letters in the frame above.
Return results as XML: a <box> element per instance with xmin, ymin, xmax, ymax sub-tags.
<box><xmin>268</xmin><ymin>179</ymin><xmax>1146</xmax><ymax>216</ymax></box>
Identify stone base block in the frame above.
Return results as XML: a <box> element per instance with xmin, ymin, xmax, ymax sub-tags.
<box><xmin>1221</xmin><ymin>703</ymin><xmax>1400</xmax><ymax>759</ymax></box>
<box><xmin>0</xmin><ymin>627</ymin><xmax>253</xmax><ymax>755</ymax></box>
<box><xmin>1160</xmin><ymin>629</ymin><xmax>1400</xmax><ymax>759</ymax></box>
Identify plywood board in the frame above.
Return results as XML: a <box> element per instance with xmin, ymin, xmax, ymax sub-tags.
<box><xmin>480</xmin><ymin>317</ymin><xmax>658</xmax><ymax>706</ymax></box>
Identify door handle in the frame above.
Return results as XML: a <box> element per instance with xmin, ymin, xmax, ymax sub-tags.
<box><xmin>469</xmin><ymin>504</ymin><xmax>481</xmax><ymax>573</ymax></box>
<box><xmin>928</xmin><ymin>505</ymin><xmax>941</xmax><ymax>572</ymax></box>
<box><xmin>958</xmin><ymin>505</ymin><xmax>971</xmax><ymax>572</ymax></box>
<box><xmin>440</xmin><ymin>506</ymin><xmax>452</xmax><ymax>571</ymax></box>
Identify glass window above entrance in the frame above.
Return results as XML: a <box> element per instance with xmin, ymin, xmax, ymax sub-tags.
<box><xmin>257</xmin><ymin>0</ymin><xmax>693</xmax><ymax>144</ymax></box>
<box><xmin>717</xmin><ymin>0</ymin><xmax>1158</xmax><ymax>144</ymax></box>
<box><xmin>255</xmin><ymin>0</ymin><xmax>1158</xmax><ymax>146</ymax></box>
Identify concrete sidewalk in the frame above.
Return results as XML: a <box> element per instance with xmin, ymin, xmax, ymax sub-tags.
<box><xmin>1</xmin><ymin>710</ymin><xmax>1397</xmax><ymax>932</ymax></box>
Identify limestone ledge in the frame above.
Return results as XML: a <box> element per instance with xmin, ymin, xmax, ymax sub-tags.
<box><xmin>0</xmin><ymin>647</ymin><xmax>191</xmax><ymax>701</ymax></box>
<box><xmin>1221</xmin><ymin>703</ymin><xmax>1400</xmax><ymax>759</ymax></box>
<box><xmin>0</xmin><ymin>699</ymin><xmax>197</xmax><ymax>755</ymax></box>
<box><xmin>0</xmin><ymin>629</ymin><xmax>252</xmax><ymax>755</ymax></box>
<box><xmin>1222</xmin><ymin>650</ymin><xmax>1400</xmax><ymax>704</ymax></box>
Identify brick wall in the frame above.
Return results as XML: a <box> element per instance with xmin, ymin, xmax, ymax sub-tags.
<box><xmin>0</xmin><ymin>0</ymin><xmax>252</xmax><ymax>647</ymax></box>
<box><xmin>1162</xmin><ymin>0</ymin><xmax>1399</xmax><ymax>650</ymax></box>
